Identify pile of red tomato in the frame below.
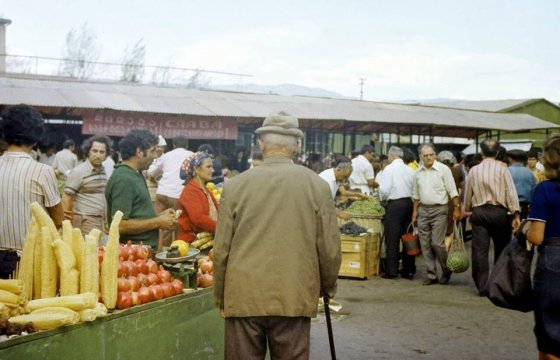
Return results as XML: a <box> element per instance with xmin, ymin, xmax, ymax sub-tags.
<box><xmin>113</xmin><ymin>241</ymin><xmax>184</xmax><ymax>310</ymax></box>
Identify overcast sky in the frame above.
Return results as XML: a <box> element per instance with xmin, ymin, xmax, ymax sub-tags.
<box><xmin>1</xmin><ymin>0</ymin><xmax>559</xmax><ymax>102</ymax></box>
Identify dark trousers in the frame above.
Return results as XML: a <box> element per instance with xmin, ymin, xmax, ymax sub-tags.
<box><xmin>225</xmin><ymin>316</ymin><xmax>310</xmax><ymax>360</ymax></box>
<box><xmin>470</xmin><ymin>205</ymin><xmax>512</xmax><ymax>292</ymax></box>
<box><xmin>0</xmin><ymin>250</ymin><xmax>20</xmax><ymax>279</ymax></box>
<box><xmin>383</xmin><ymin>198</ymin><xmax>415</xmax><ymax>277</ymax></box>
<box><xmin>519</xmin><ymin>201</ymin><xmax>529</xmax><ymax>220</ymax></box>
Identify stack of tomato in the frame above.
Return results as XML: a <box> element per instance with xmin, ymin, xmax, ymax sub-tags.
<box><xmin>113</xmin><ymin>241</ymin><xmax>184</xmax><ymax>309</ymax></box>
<box><xmin>197</xmin><ymin>249</ymin><xmax>214</xmax><ymax>288</ymax></box>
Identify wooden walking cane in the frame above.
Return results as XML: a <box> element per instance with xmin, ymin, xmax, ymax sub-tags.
<box><xmin>323</xmin><ymin>295</ymin><xmax>337</xmax><ymax>360</ymax></box>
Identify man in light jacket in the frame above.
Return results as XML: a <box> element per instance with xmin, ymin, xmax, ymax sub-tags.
<box><xmin>213</xmin><ymin>111</ymin><xmax>341</xmax><ymax>359</ymax></box>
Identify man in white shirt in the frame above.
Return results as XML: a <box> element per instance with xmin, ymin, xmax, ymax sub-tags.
<box><xmin>412</xmin><ymin>144</ymin><xmax>461</xmax><ymax>285</ymax></box>
<box><xmin>147</xmin><ymin>135</ymin><xmax>193</xmax><ymax>250</ymax></box>
<box><xmin>52</xmin><ymin>139</ymin><xmax>78</xmax><ymax>180</ymax></box>
<box><xmin>348</xmin><ymin>145</ymin><xmax>378</xmax><ymax>194</ymax></box>
<box><xmin>319</xmin><ymin>157</ymin><xmax>368</xmax><ymax>220</ymax></box>
<box><xmin>378</xmin><ymin>146</ymin><xmax>416</xmax><ymax>279</ymax></box>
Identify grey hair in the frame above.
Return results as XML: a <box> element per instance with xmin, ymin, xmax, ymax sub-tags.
<box><xmin>388</xmin><ymin>146</ymin><xmax>403</xmax><ymax>158</ymax></box>
<box><xmin>259</xmin><ymin>132</ymin><xmax>299</xmax><ymax>153</ymax></box>
<box><xmin>418</xmin><ymin>143</ymin><xmax>436</xmax><ymax>155</ymax></box>
<box><xmin>437</xmin><ymin>150</ymin><xmax>457</xmax><ymax>165</ymax></box>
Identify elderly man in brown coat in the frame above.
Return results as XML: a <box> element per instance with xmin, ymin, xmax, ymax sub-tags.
<box><xmin>213</xmin><ymin>111</ymin><xmax>341</xmax><ymax>360</ymax></box>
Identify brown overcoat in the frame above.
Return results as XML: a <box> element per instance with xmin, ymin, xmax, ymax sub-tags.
<box><xmin>213</xmin><ymin>156</ymin><xmax>341</xmax><ymax>317</ymax></box>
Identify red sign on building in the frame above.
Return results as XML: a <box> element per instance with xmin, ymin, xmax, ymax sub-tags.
<box><xmin>81</xmin><ymin>111</ymin><xmax>238</xmax><ymax>140</ymax></box>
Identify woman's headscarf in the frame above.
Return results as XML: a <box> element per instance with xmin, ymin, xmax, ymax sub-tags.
<box><xmin>181</xmin><ymin>151</ymin><xmax>211</xmax><ymax>181</ymax></box>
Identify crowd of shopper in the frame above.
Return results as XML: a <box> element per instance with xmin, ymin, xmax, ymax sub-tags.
<box><xmin>0</xmin><ymin>104</ymin><xmax>557</xmax><ymax>358</ymax></box>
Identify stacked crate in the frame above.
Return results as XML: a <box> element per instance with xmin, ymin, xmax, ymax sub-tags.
<box><xmin>339</xmin><ymin>233</ymin><xmax>381</xmax><ymax>279</ymax></box>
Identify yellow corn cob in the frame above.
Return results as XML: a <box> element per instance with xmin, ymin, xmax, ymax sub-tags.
<box><xmin>18</xmin><ymin>217</ymin><xmax>37</xmax><ymax>299</ymax></box>
<box><xmin>59</xmin><ymin>269</ymin><xmax>79</xmax><ymax>297</ymax></box>
<box><xmin>0</xmin><ymin>279</ymin><xmax>24</xmax><ymax>295</ymax></box>
<box><xmin>8</xmin><ymin>305</ymin><xmax>20</xmax><ymax>317</ymax></box>
<box><xmin>9</xmin><ymin>312</ymin><xmax>77</xmax><ymax>330</ymax></box>
<box><xmin>20</xmin><ymin>303</ymin><xmax>31</xmax><ymax>314</ymax></box>
<box><xmin>0</xmin><ymin>289</ymin><xmax>20</xmax><ymax>307</ymax></box>
<box><xmin>100</xmin><ymin>211</ymin><xmax>123</xmax><ymax>310</ymax></box>
<box><xmin>62</xmin><ymin>220</ymin><xmax>73</xmax><ymax>249</ymax></box>
<box><xmin>33</xmin><ymin>224</ymin><xmax>43</xmax><ymax>299</ymax></box>
<box><xmin>28</xmin><ymin>292</ymin><xmax>97</xmax><ymax>312</ymax></box>
<box><xmin>72</xmin><ymin>229</ymin><xmax>85</xmax><ymax>272</ymax></box>
<box><xmin>78</xmin><ymin>308</ymin><xmax>97</xmax><ymax>322</ymax></box>
<box><xmin>40</xmin><ymin>226</ymin><xmax>57</xmax><ymax>299</ymax></box>
<box><xmin>199</xmin><ymin>240</ymin><xmax>214</xmax><ymax>250</ymax></box>
<box><xmin>95</xmin><ymin>302</ymin><xmax>108</xmax><ymax>317</ymax></box>
<box><xmin>191</xmin><ymin>236</ymin><xmax>213</xmax><ymax>248</ymax></box>
<box><xmin>88</xmin><ymin>229</ymin><xmax>102</xmax><ymax>245</ymax></box>
<box><xmin>0</xmin><ymin>302</ymin><xmax>9</xmax><ymax>320</ymax></box>
<box><xmin>196</xmin><ymin>232</ymin><xmax>213</xmax><ymax>239</ymax></box>
<box><xmin>30</xmin><ymin>202</ymin><xmax>60</xmax><ymax>242</ymax></box>
<box><xmin>52</xmin><ymin>239</ymin><xmax>77</xmax><ymax>272</ymax></box>
<box><xmin>80</xmin><ymin>235</ymin><xmax>99</xmax><ymax>295</ymax></box>
<box><xmin>32</xmin><ymin>306</ymin><xmax>80</xmax><ymax>323</ymax></box>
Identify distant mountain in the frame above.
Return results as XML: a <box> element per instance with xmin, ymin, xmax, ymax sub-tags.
<box><xmin>396</xmin><ymin>98</ymin><xmax>460</xmax><ymax>105</ymax></box>
<box><xmin>209</xmin><ymin>83</ymin><xmax>354</xmax><ymax>99</ymax></box>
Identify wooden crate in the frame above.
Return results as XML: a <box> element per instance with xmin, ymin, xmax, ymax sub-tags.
<box><xmin>337</xmin><ymin>214</ymin><xmax>383</xmax><ymax>234</ymax></box>
<box><xmin>339</xmin><ymin>233</ymin><xmax>381</xmax><ymax>279</ymax></box>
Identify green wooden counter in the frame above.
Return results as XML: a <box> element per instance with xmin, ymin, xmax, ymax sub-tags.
<box><xmin>0</xmin><ymin>287</ymin><xmax>224</xmax><ymax>359</ymax></box>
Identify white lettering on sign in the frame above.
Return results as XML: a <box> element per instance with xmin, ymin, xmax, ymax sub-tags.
<box><xmin>82</xmin><ymin>112</ymin><xmax>238</xmax><ymax>139</ymax></box>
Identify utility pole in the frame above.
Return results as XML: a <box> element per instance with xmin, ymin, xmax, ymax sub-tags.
<box><xmin>359</xmin><ymin>78</ymin><xmax>365</xmax><ymax>100</ymax></box>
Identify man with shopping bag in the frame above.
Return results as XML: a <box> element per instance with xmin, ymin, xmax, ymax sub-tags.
<box><xmin>412</xmin><ymin>144</ymin><xmax>461</xmax><ymax>285</ymax></box>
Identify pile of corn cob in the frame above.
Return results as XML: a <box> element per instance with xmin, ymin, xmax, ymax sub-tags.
<box><xmin>0</xmin><ymin>279</ymin><xmax>29</xmax><ymax>320</ymax></box>
<box><xmin>2</xmin><ymin>203</ymin><xmax>123</xmax><ymax>332</ymax></box>
<box><xmin>191</xmin><ymin>232</ymin><xmax>214</xmax><ymax>250</ymax></box>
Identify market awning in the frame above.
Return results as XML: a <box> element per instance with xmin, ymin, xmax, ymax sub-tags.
<box><xmin>1</xmin><ymin>73</ymin><xmax>558</xmax><ymax>138</ymax></box>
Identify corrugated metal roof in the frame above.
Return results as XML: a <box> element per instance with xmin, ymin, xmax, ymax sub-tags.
<box><xmin>420</xmin><ymin>99</ymin><xmax>540</xmax><ymax>112</ymax></box>
<box><xmin>1</xmin><ymin>74</ymin><xmax>558</xmax><ymax>138</ymax></box>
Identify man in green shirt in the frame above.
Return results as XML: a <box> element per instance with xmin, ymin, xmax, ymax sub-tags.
<box><xmin>105</xmin><ymin>129</ymin><xmax>177</xmax><ymax>248</ymax></box>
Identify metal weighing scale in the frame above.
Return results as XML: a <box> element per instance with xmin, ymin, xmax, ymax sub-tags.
<box><xmin>155</xmin><ymin>248</ymin><xmax>201</xmax><ymax>289</ymax></box>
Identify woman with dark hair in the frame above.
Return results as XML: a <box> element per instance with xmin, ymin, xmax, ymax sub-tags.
<box><xmin>521</xmin><ymin>134</ymin><xmax>560</xmax><ymax>360</ymax></box>
<box><xmin>177</xmin><ymin>152</ymin><xmax>219</xmax><ymax>243</ymax></box>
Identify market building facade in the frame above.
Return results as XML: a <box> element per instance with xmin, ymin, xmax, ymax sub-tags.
<box><xmin>0</xmin><ymin>73</ymin><xmax>558</xmax><ymax>159</ymax></box>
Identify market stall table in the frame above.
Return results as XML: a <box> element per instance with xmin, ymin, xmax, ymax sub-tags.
<box><xmin>0</xmin><ymin>288</ymin><xmax>223</xmax><ymax>360</ymax></box>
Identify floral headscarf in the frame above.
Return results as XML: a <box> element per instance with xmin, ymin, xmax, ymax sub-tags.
<box><xmin>181</xmin><ymin>151</ymin><xmax>211</xmax><ymax>181</ymax></box>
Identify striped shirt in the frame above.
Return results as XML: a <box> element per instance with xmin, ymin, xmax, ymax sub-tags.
<box><xmin>64</xmin><ymin>159</ymin><xmax>107</xmax><ymax>216</ymax></box>
<box><xmin>0</xmin><ymin>152</ymin><xmax>61</xmax><ymax>251</ymax></box>
<box><xmin>464</xmin><ymin>158</ymin><xmax>520</xmax><ymax>214</ymax></box>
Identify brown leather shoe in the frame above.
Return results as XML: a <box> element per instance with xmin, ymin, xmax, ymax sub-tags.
<box><xmin>422</xmin><ymin>278</ymin><xmax>438</xmax><ymax>286</ymax></box>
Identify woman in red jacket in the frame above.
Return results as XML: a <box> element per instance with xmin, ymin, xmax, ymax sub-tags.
<box><xmin>177</xmin><ymin>152</ymin><xmax>219</xmax><ymax>243</ymax></box>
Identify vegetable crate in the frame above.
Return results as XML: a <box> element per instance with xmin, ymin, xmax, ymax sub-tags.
<box><xmin>339</xmin><ymin>233</ymin><xmax>380</xmax><ymax>279</ymax></box>
<box><xmin>337</xmin><ymin>214</ymin><xmax>383</xmax><ymax>234</ymax></box>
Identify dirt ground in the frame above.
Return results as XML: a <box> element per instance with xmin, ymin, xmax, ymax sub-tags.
<box><xmin>309</xmin><ymin>242</ymin><xmax>536</xmax><ymax>360</ymax></box>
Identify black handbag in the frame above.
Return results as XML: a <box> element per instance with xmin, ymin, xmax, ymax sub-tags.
<box><xmin>484</xmin><ymin>228</ymin><xmax>534</xmax><ymax>312</ymax></box>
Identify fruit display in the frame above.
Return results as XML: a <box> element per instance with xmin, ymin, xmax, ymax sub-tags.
<box><xmin>1</xmin><ymin>202</ymin><xmax>197</xmax><ymax>338</ymax></box>
<box><xmin>345</xmin><ymin>197</ymin><xmax>385</xmax><ymax>216</ymax></box>
<box><xmin>206</xmin><ymin>182</ymin><xmax>222</xmax><ymax>202</ymax></box>
<box><xmin>114</xmin><ymin>243</ymin><xmax>184</xmax><ymax>310</ymax></box>
<box><xmin>169</xmin><ymin>240</ymin><xmax>190</xmax><ymax>257</ymax></box>
<box><xmin>197</xmin><ymin>254</ymin><xmax>214</xmax><ymax>288</ymax></box>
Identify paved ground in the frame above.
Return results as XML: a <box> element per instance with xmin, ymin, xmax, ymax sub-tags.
<box><xmin>309</xmin><ymin>242</ymin><xmax>536</xmax><ymax>360</ymax></box>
